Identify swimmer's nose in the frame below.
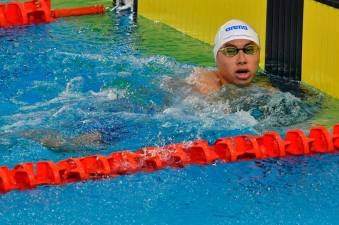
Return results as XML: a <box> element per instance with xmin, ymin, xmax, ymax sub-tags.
<box><xmin>237</xmin><ymin>50</ymin><xmax>247</xmax><ymax>65</ymax></box>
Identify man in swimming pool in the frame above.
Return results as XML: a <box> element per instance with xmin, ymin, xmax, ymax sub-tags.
<box><xmin>187</xmin><ymin>19</ymin><xmax>260</xmax><ymax>95</ymax></box>
<box><xmin>23</xmin><ymin>19</ymin><xmax>261</xmax><ymax>151</ymax></box>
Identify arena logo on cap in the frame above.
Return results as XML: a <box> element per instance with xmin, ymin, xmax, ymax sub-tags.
<box><xmin>225</xmin><ymin>25</ymin><xmax>248</xmax><ymax>32</ymax></box>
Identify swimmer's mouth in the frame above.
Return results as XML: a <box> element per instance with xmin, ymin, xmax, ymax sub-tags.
<box><xmin>235</xmin><ymin>69</ymin><xmax>251</xmax><ymax>79</ymax></box>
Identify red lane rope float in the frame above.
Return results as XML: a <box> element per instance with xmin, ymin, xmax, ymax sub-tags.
<box><xmin>51</xmin><ymin>5</ymin><xmax>105</xmax><ymax>18</ymax></box>
<box><xmin>1</xmin><ymin>124</ymin><xmax>339</xmax><ymax>194</ymax></box>
<box><xmin>0</xmin><ymin>0</ymin><xmax>104</xmax><ymax>27</ymax></box>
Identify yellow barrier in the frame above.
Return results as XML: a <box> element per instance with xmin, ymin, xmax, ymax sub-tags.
<box><xmin>302</xmin><ymin>0</ymin><xmax>339</xmax><ymax>99</ymax></box>
<box><xmin>139</xmin><ymin>0</ymin><xmax>267</xmax><ymax>68</ymax></box>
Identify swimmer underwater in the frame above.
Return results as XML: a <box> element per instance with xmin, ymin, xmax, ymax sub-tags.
<box><xmin>188</xmin><ymin>19</ymin><xmax>261</xmax><ymax>95</ymax></box>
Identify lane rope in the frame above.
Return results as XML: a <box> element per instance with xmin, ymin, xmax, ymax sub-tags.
<box><xmin>1</xmin><ymin>124</ymin><xmax>339</xmax><ymax>194</ymax></box>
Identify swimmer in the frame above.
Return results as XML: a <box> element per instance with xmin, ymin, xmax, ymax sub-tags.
<box><xmin>22</xmin><ymin>19</ymin><xmax>261</xmax><ymax>151</ymax></box>
<box><xmin>187</xmin><ymin>19</ymin><xmax>261</xmax><ymax>95</ymax></box>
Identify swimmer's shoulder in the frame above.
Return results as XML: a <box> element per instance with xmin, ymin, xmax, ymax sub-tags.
<box><xmin>186</xmin><ymin>68</ymin><xmax>222</xmax><ymax>95</ymax></box>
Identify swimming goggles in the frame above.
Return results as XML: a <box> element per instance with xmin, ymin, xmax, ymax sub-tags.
<box><xmin>219</xmin><ymin>45</ymin><xmax>259</xmax><ymax>57</ymax></box>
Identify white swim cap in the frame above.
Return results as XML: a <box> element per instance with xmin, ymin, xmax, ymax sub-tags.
<box><xmin>213</xmin><ymin>19</ymin><xmax>260</xmax><ymax>59</ymax></box>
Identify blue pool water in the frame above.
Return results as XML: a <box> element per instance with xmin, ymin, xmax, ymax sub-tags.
<box><xmin>0</xmin><ymin>11</ymin><xmax>338</xmax><ymax>225</ymax></box>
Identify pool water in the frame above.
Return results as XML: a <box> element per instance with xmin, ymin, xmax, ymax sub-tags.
<box><xmin>0</xmin><ymin>9</ymin><xmax>338</xmax><ymax>225</ymax></box>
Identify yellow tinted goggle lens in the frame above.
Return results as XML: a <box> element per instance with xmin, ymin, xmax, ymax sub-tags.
<box><xmin>220</xmin><ymin>45</ymin><xmax>258</xmax><ymax>57</ymax></box>
<box><xmin>224</xmin><ymin>47</ymin><xmax>238</xmax><ymax>56</ymax></box>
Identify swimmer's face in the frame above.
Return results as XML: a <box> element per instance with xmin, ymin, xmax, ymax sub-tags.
<box><xmin>216</xmin><ymin>39</ymin><xmax>260</xmax><ymax>86</ymax></box>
